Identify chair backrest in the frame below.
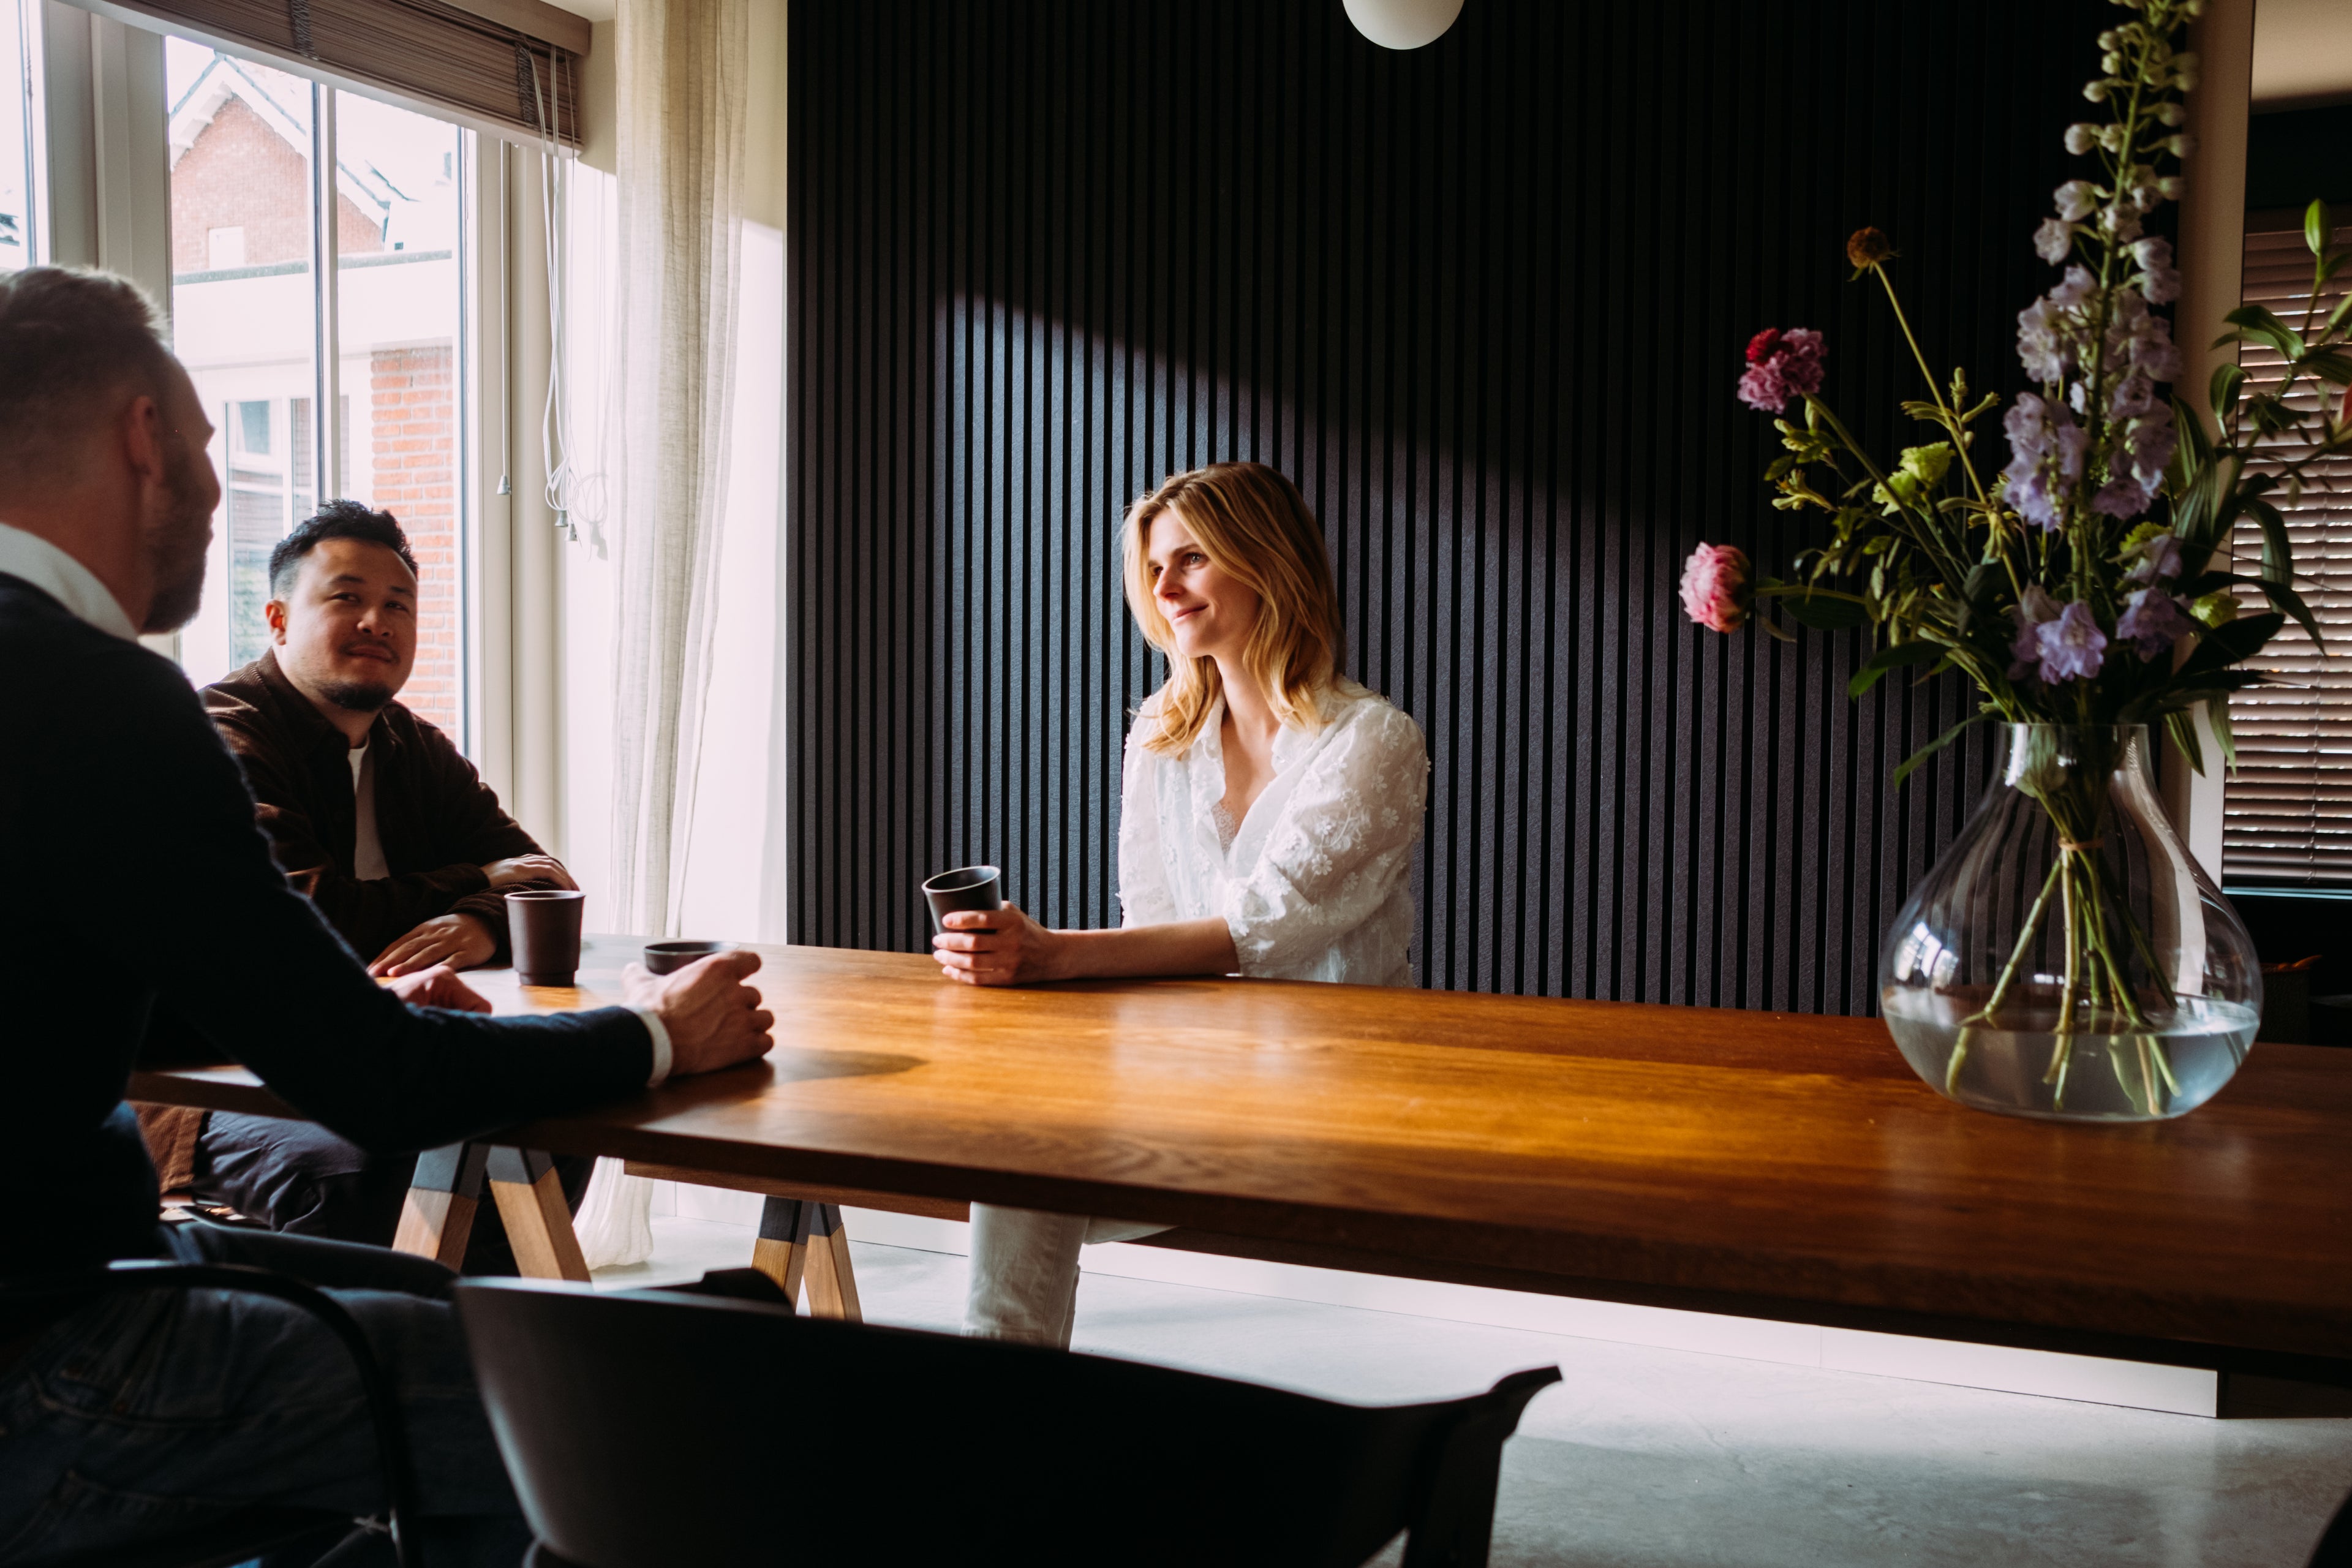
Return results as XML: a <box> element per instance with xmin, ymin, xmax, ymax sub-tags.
<box><xmin>456</xmin><ymin>1278</ymin><xmax>1557</xmax><ymax>1568</ymax></box>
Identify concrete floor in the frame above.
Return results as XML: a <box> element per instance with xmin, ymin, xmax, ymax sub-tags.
<box><xmin>597</xmin><ymin>1217</ymin><xmax>2352</xmax><ymax>1567</ymax></box>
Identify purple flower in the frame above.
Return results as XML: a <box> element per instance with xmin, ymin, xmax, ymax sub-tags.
<box><xmin>2002</xmin><ymin>393</ymin><xmax>2088</xmax><ymax>530</ymax></box>
<box><xmin>1737</xmin><ymin>326</ymin><xmax>1826</xmax><ymax>413</ymax></box>
<box><xmin>2055</xmin><ymin>180</ymin><xmax>2100</xmax><ymax>222</ymax></box>
<box><xmin>2132</xmin><ymin>236</ymin><xmax>2181</xmax><ymax>305</ymax></box>
<box><xmin>2035</xmin><ymin>217</ymin><xmax>2073</xmax><ymax>263</ymax></box>
<box><xmin>2017</xmin><ymin>296</ymin><xmax>2071</xmax><ymax>384</ymax></box>
<box><xmin>2051</xmin><ymin>265</ymin><xmax>2097</xmax><ymax>308</ymax></box>
<box><xmin>2120</xmin><ymin>402</ymin><xmax>2177</xmax><ymax>487</ymax></box>
<box><xmin>2036</xmin><ymin>600</ymin><xmax>2109</xmax><ymax>682</ymax></box>
<box><xmin>2116</xmin><ymin>588</ymin><xmax>2195</xmax><ymax>660</ymax></box>
<box><xmin>2010</xmin><ymin>584</ymin><xmax>2062</xmax><ymax>679</ymax></box>
<box><xmin>2107</xmin><ymin>288</ymin><xmax>2183</xmax><ymax>384</ymax></box>
<box><xmin>2092</xmin><ymin>477</ymin><xmax>2155</xmax><ymax>518</ymax></box>
<box><xmin>2126</xmin><ymin>531</ymin><xmax>2183</xmax><ymax>584</ymax></box>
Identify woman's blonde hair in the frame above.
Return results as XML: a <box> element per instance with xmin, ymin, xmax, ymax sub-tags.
<box><xmin>1121</xmin><ymin>461</ymin><xmax>1347</xmax><ymax>756</ymax></box>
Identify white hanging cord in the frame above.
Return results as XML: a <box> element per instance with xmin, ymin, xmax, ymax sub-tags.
<box><xmin>524</xmin><ymin>43</ymin><xmax>595</xmax><ymax>540</ymax></box>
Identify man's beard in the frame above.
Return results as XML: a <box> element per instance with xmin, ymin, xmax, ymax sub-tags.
<box><xmin>138</xmin><ymin>441</ymin><xmax>214</xmax><ymax>635</ymax></box>
<box><xmin>318</xmin><ymin>677</ymin><xmax>397</xmax><ymax>714</ymax></box>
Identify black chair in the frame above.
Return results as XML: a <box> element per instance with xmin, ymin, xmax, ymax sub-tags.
<box><xmin>456</xmin><ymin>1275</ymin><xmax>1558</xmax><ymax>1568</ymax></box>
<box><xmin>2312</xmin><ymin>1487</ymin><xmax>2352</xmax><ymax>1567</ymax></box>
<box><xmin>0</xmin><ymin>1258</ymin><xmax>417</xmax><ymax>1568</ymax></box>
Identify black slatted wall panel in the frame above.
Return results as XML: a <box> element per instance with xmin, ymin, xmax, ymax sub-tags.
<box><xmin>788</xmin><ymin>0</ymin><xmax>2108</xmax><ymax>1013</ymax></box>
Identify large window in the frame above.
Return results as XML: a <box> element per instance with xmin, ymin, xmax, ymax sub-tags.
<box><xmin>2223</xmin><ymin>214</ymin><xmax>2352</xmax><ymax>885</ymax></box>
<box><xmin>1</xmin><ymin>0</ymin><xmax>34</xmax><ymax>271</ymax></box>
<box><xmin>164</xmin><ymin>36</ymin><xmax>469</xmax><ymax>741</ymax></box>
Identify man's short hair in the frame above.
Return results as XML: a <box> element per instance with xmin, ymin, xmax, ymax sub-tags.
<box><xmin>268</xmin><ymin>500</ymin><xmax>421</xmax><ymax>599</ymax></box>
<box><xmin>0</xmin><ymin>268</ymin><xmax>176</xmax><ymax>488</ymax></box>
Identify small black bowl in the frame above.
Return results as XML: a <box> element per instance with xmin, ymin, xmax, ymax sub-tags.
<box><xmin>643</xmin><ymin>940</ymin><xmax>733</xmax><ymax>975</ymax></box>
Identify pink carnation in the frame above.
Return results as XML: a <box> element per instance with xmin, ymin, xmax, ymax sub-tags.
<box><xmin>1681</xmin><ymin>543</ymin><xmax>1751</xmax><ymax>633</ymax></box>
<box><xmin>1737</xmin><ymin>326</ymin><xmax>1827</xmax><ymax>413</ymax></box>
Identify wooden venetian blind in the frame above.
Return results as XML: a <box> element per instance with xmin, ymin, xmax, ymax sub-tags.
<box><xmin>2222</xmin><ymin>218</ymin><xmax>2352</xmax><ymax>884</ymax></box>
<box><xmin>96</xmin><ymin>0</ymin><xmax>584</xmax><ymax>145</ymax></box>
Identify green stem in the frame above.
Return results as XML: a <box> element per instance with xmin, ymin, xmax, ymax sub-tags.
<box><xmin>1870</xmin><ymin>263</ymin><xmax>1996</xmax><ymax>512</ymax></box>
<box><xmin>1965</xmin><ymin>856</ymin><xmax>2066</xmax><ymax>1027</ymax></box>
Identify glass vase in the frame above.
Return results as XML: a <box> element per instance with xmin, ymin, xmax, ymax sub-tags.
<box><xmin>1880</xmin><ymin>725</ymin><xmax>2262</xmax><ymax>1122</ymax></box>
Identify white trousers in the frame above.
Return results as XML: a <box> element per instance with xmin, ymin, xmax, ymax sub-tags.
<box><xmin>963</xmin><ymin>1205</ymin><xmax>1169</xmax><ymax>1347</ymax></box>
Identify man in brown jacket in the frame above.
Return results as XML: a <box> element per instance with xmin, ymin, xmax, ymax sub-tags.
<box><xmin>161</xmin><ymin>500</ymin><xmax>590</xmax><ymax>1265</ymax></box>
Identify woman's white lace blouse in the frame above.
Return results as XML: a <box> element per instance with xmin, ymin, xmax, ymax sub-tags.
<box><xmin>1116</xmin><ymin>685</ymin><xmax>1429</xmax><ymax>986</ymax></box>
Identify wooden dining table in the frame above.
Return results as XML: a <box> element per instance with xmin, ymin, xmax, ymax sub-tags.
<box><xmin>130</xmin><ymin>934</ymin><xmax>2352</xmax><ymax>1379</ymax></box>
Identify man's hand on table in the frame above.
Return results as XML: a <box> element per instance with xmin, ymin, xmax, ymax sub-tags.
<box><xmin>623</xmin><ymin>949</ymin><xmax>775</xmax><ymax>1076</ymax></box>
<box><xmin>369</xmin><ymin>912</ymin><xmax>498</xmax><ymax>976</ymax></box>
<box><xmin>481</xmin><ymin>854</ymin><xmax>578</xmax><ymax>891</ymax></box>
<box><xmin>383</xmin><ymin>963</ymin><xmax>494</xmax><ymax>1013</ymax></box>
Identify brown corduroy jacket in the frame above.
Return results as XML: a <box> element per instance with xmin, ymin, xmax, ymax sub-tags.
<box><xmin>202</xmin><ymin>648</ymin><xmax>554</xmax><ymax>960</ymax></box>
<box><xmin>135</xmin><ymin>649</ymin><xmax>559</xmax><ymax>1191</ymax></box>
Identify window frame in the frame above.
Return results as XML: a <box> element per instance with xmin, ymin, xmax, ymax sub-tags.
<box><xmin>42</xmin><ymin>0</ymin><xmax>557</xmax><ymax>786</ymax></box>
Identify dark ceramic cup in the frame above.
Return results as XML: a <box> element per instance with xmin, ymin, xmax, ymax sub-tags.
<box><xmin>923</xmin><ymin>864</ymin><xmax>1004</xmax><ymax>933</ymax></box>
<box><xmin>506</xmin><ymin>889</ymin><xmax>586</xmax><ymax>987</ymax></box>
<box><xmin>644</xmin><ymin>940</ymin><xmax>733</xmax><ymax>975</ymax></box>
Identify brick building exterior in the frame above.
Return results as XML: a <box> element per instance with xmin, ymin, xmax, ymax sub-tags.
<box><xmin>367</xmin><ymin>345</ymin><xmax>459</xmax><ymax>734</ymax></box>
<box><xmin>170</xmin><ymin>61</ymin><xmax>461</xmax><ymax>738</ymax></box>
<box><xmin>168</xmin><ymin>95</ymin><xmax>383</xmax><ymax>273</ymax></box>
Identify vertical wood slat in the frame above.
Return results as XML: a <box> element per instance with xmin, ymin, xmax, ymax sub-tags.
<box><xmin>788</xmin><ymin>0</ymin><xmax>2108</xmax><ymax>1014</ymax></box>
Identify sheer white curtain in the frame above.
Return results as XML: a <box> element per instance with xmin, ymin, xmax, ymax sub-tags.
<box><xmin>574</xmin><ymin>0</ymin><xmax>750</xmax><ymax>1270</ymax></box>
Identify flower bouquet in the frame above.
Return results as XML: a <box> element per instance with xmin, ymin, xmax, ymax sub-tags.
<box><xmin>1683</xmin><ymin>0</ymin><xmax>2351</xmax><ymax>1119</ymax></box>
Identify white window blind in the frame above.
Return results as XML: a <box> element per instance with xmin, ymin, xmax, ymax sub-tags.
<box><xmin>2222</xmin><ymin>217</ymin><xmax>2352</xmax><ymax>885</ymax></box>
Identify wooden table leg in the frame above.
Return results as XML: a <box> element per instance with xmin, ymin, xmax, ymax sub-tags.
<box><xmin>392</xmin><ymin>1142</ymin><xmax>487</xmax><ymax>1268</ymax></box>
<box><xmin>747</xmin><ymin>1196</ymin><xmax>862</xmax><ymax>1320</ymax></box>
<box><xmin>803</xmin><ymin>1202</ymin><xmax>863</xmax><ymax>1322</ymax></box>
<box><xmin>486</xmin><ymin>1147</ymin><xmax>592</xmax><ymax>1282</ymax></box>
<box><xmin>750</xmin><ymin>1195</ymin><xmax>812</xmax><ymax>1310</ymax></box>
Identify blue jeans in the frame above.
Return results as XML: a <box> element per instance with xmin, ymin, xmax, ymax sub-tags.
<box><xmin>0</xmin><ymin>1223</ymin><xmax>530</xmax><ymax>1567</ymax></box>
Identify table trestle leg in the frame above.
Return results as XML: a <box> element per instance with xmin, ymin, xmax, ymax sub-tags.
<box><xmin>392</xmin><ymin>1142</ymin><xmax>488</xmax><ymax>1268</ymax></box>
<box><xmin>802</xmin><ymin>1201</ymin><xmax>862</xmax><ymax>1322</ymax></box>
<box><xmin>751</xmin><ymin>1195</ymin><xmax>813</xmax><ymax>1310</ymax></box>
<box><xmin>485</xmin><ymin>1147</ymin><xmax>593</xmax><ymax>1282</ymax></box>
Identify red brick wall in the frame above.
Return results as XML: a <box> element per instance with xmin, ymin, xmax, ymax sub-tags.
<box><xmin>369</xmin><ymin>344</ymin><xmax>460</xmax><ymax>737</ymax></box>
<box><xmin>172</xmin><ymin>96</ymin><xmax>385</xmax><ymax>274</ymax></box>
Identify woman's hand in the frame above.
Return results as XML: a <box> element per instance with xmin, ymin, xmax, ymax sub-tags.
<box><xmin>931</xmin><ymin>903</ymin><xmax>1069</xmax><ymax>986</ymax></box>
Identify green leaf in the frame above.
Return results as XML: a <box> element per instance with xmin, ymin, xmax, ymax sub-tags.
<box><xmin>2177</xmin><ymin>611</ymin><xmax>2285</xmax><ymax>680</ymax></box>
<box><xmin>2248</xmin><ymin>496</ymin><xmax>2296</xmax><ymax>584</ymax></box>
<box><xmin>1893</xmin><ymin>710</ymin><xmax>1990</xmax><ymax>790</ymax></box>
<box><xmin>2224</xmin><ymin>304</ymin><xmax>2309</xmax><ymax>361</ymax></box>
<box><xmin>2248</xmin><ymin>573</ymin><xmax>2327</xmax><ymax>650</ymax></box>
<box><xmin>2305</xmin><ymin>350</ymin><xmax>2352</xmax><ymax>387</ymax></box>
<box><xmin>2164</xmin><ymin>708</ymin><xmax>2205</xmax><ymax>777</ymax></box>
<box><xmin>2310</xmin><ymin>199</ymin><xmax>2334</xmax><ymax>260</ymax></box>
<box><xmin>1848</xmin><ymin>641</ymin><xmax>1945</xmax><ymax>699</ymax></box>
<box><xmin>2209</xmin><ymin>363</ymin><xmax>2248</xmax><ymax>420</ymax></box>
<box><xmin>1781</xmin><ymin>592</ymin><xmax>1871</xmax><ymax>631</ymax></box>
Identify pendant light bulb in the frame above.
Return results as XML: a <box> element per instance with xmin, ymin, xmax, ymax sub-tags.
<box><xmin>1343</xmin><ymin>0</ymin><xmax>1465</xmax><ymax>50</ymax></box>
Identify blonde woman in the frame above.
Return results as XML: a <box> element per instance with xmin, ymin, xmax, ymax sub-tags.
<box><xmin>932</xmin><ymin>461</ymin><xmax>1429</xmax><ymax>1346</ymax></box>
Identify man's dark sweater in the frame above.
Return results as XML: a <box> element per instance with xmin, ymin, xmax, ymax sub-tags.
<box><xmin>203</xmin><ymin>648</ymin><xmax>553</xmax><ymax>967</ymax></box>
<box><xmin>0</xmin><ymin>573</ymin><xmax>653</xmax><ymax>1286</ymax></box>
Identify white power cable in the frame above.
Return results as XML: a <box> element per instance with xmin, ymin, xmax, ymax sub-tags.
<box><xmin>523</xmin><ymin>42</ymin><xmax>588</xmax><ymax>540</ymax></box>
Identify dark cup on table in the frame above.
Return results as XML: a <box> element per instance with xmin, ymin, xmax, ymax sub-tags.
<box><xmin>505</xmin><ymin>889</ymin><xmax>586</xmax><ymax>987</ymax></box>
<box><xmin>644</xmin><ymin>940</ymin><xmax>734</xmax><ymax>975</ymax></box>
<box><xmin>923</xmin><ymin>864</ymin><xmax>1003</xmax><ymax>933</ymax></box>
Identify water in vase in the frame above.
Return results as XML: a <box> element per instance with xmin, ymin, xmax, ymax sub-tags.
<box><xmin>1881</xmin><ymin>989</ymin><xmax>2260</xmax><ymax>1121</ymax></box>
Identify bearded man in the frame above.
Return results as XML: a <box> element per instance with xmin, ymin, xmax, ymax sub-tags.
<box><xmin>140</xmin><ymin>502</ymin><xmax>595</xmax><ymax>1267</ymax></box>
<box><xmin>0</xmin><ymin>265</ymin><xmax>773</xmax><ymax>1566</ymax></box>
